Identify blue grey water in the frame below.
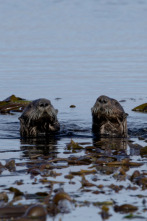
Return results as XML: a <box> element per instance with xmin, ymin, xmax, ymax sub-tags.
<box><xmin>0</xmin><ymin>0</ymin><xmax>147</xmax><ymax>220</ymax></box>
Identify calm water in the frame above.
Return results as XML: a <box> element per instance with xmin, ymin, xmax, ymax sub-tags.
<box><xmin>0</xmin><ymin>0</ymin><xmax>147</xmax><ymax>220</ymax></box>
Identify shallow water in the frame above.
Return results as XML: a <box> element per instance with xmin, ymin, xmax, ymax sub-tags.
<box><xmin>0</xmin><ymin>0</ymin><xmax>147</xmax><ymax>220</ymax></box>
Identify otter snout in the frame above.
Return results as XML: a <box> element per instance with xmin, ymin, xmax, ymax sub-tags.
<box><xmin>97</xmin><ymin>95</ymin><xmax>109</xmax><ymax>104</ymax></box>
<box><xmin>39</xmin><ymin>101</ymin><xmax>50</xmax><ymax>108</ymax></box>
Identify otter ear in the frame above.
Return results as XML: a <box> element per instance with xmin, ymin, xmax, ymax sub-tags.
<box><xmin>18</xmin><ymin>117</ymin><xmax>24</xmax><ymax>124</ymax></box>
<box><xmin>124</xmin><ymin>113</ymin><xmax>128</xmax><ymax>119</ymax></box>
<box><xmin>91</xmin><ymin>107</ymin><xmax>95</xmax><ymax>114</ymax></box>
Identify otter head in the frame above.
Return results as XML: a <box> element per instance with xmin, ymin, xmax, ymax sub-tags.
<box><xmin>91</xmin><ymin>95</ymin><xmax>128</xmax><ymax>137</ymax></box>
<box><xmin>19</xmin><ymin>98</ymin><xmax>60</xmax><ymax>137</ymax></box>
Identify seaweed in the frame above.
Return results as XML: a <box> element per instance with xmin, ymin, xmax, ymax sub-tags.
<box><xmin>132</xmin><ymin>103</ymin><xmax>147</xmax><ymax>112</ymax></box>
<box><xmin>0</xmin><ymin>94</ymin><xmax>30</xmax><ymax>114</ymax></box>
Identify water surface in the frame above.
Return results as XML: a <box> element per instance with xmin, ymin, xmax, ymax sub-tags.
<box><xmin>0</xmin><ymin>0</ymin><xmax>147</xmax><ymax>220</ymax></box>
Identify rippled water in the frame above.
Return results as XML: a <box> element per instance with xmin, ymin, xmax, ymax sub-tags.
<box><xmin>0</xmin><ymin>0</ymin><xmax>147</xmax><ymax>220</ymax></box>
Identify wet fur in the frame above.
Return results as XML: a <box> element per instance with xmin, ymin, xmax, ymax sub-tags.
<box><xmin>19</xmin><ymin>98</ymin><xmax>60</xmax><ymax>137</ymax></box>
<box><xmin>91</xmin><ymin>95</ymin><xmax>128</xmax><ymax>137</ymax></box>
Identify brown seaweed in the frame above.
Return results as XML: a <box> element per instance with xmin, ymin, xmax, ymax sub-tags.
<box><xmin>0</xmin><ymin>95</ymin><xmax>30</xmax><ymax>114</ymax></box>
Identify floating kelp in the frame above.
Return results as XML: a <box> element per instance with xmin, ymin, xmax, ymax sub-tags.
<box><xmin>130</xmin><ymin>170</ymin><xmax>147</xmax><ymax>190</ymax></box>
<box><xmin>0</xmin><ymin>192</ymin><xmax>9</xmax><ymax>203</ymax></box>
<box><xmin>140</xmin><ymin>146</ymin><xmax>147</xmax><ymax>156</ymax></box>
<box><xmin>123</xmin><ymin>213</ymin><xmax>146</xmax><ymax>219</ymax></box>
<box><xmin>69</xmin><ymin>105</ymin><xmax>76</xmax><ymax>108</ymax></box>
<box><xmin>5</xmin><ymin>159</ymin><xmax>16</xmax><ymax>171</ymax></box>
<box><xmin>0</xmin><ymin>95</ymin><xmax>30</xmax><ymax>114</ymax></box>
<box><xmin>64</xmin><ymin>174</ymin><xmax>74</xmax><ymax>180</ymax></box>
<box><xmin>0</xmin><ymin>205</ymin><xmax>28</xmax><ymax>218</ymax></box>
<box><xmin>71</xmin><ymin>169</ymin><xmax>96</xmax><ymax>176</ymax></box>
<box><xmin>81</xmin><ymin>174</ymin><xmax>96</xmax><ymax>188</ymax></box>
<box><xmin>114</xmin><ymin>204</ymin><xmax>138</xmax><ymax>213</ymax></box>
<box><xmin>51</xmin><ymin>190</ymin><xmax>72</xmax><ymax>214</ymax></box>
<box><xmin>108</xmin><ymin>184</ymin><xmax>124</xmax><ymax>193</ymax></box>
<box><xmin>93</xmin><ymin>201</ymin><xmax>113</xmax><ymax>207</ymax></box>
<box><xmin>85</xmin><ymin>146</ymin><xmax>96</xmax><ymax>151</ymax></box>
<box><xmin>99</xmin><ymin>205</ymin><xmax>111</xmax><ymax>220</ymax></box>
<box><xmin>0</xmin><ymin>204</ymin><xmax>47</xmax><ymax>220</ymax></box>
<box><xmin>66</xmin><ymin>139</ymin><xmax>84</xmax><ymax>150</ymax></box>
<box><xmin>53</xmin><ymin>191</ymin><xmax>71</xmax><ymax>205</ymax></box>
<box><xmin>130</xmin><ymin>170</ymin><xmax>141</xmax><ymax>182</ymax></box>
<box><xmin>132</xmin><ymin>103</ymin><xmax>147</xmax><ymax>112</ymax></box>
<box><xmin>8</xmin><ymin>187</ymin><xmax>24</xmax><ymax>197</ymax></box>
<box><xmin>24</xmin><ymin>204</ymin><xmax>47</xmax><ymax>220</ymax></box>
<box><xmin>106</xmin><ymin>159</ymin><xmax>143</xmax><ymax>167</ymax></box>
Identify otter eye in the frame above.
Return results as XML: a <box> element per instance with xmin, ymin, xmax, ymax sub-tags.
<box><xmin>39</xmin><ymin>103</ymin><xmax>49</xmax><ymax>107</ymax></box>
<box><xmin>40</xmin><ymin>104</ymin><xmax>44</xmax><ymax>107</ymax></box>
<box><xmin>98</xmin><ymin>98</ymin><xmax>107</xmax><ymax>104</ymax></box>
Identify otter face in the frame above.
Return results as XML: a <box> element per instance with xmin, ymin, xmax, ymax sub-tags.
<box><xmin>19</xmin><ymin>98</ymin><xmax>60</xmax><ymax>137</ymax></box>
<box><xmin>91</xmin><ymin>95</ymin><xmax>128</xmax><ymax>137</ymax></box>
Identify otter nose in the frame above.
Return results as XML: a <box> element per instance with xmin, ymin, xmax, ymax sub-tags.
<box><xmin>98</xmin><ymin>96</ymin><xmax>108</xmax><ymax>104</ymax></box>
<box><xmin>39</xmin><ymin>102</ymin><xmax>49</xmax><ymax>108</ymax></box>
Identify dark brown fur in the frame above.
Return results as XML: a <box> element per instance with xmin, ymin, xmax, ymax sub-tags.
<box><xmin>19</xmin><ymin>98</ymin><xmax>60</xmax><ymax>137</ymax></box>
<box><xmin>91</xmin><ymin>95</ymin><xmax>128</xmax><ymax>137</ymax></box>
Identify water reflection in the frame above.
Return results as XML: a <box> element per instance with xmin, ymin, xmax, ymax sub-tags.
<box><xmin>20</xmin><ymin>136</ymin><xmax>59</xmax><ymax>158</ymax></box>
<box><xmin>93</xmin><ymin>137</ymin><xmax>128</xmax><ymax>150</ymax></box>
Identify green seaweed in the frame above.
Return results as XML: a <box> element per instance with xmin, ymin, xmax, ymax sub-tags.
<box><xmin>132</xmin><ymin>103</ymin><xmax>147</xmax><ymax>112</ymax></box>
<box><xmin>123</xmin><ymin>213</ymin><xmax>145</xmax><ymax>219</ymax></box>
<box><xmin>0</xmin><ymin>95</ymin><xmax>30</xmax><ymax>113</ymax></box>
<box><xmin>67</xmin><ymin>139</ymin><xmax>84</xmax><ymax>150</ymax></box>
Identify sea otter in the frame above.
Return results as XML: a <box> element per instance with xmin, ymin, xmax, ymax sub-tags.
<box><xmin>91</xmin><ymin>95</ymin><xmax>128</xmax><ymax>137</ymax></box>
<box><xmin>19</xmin><ymin>98</ymin><xmax>60</xmax><ymax>137</ymax></box>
